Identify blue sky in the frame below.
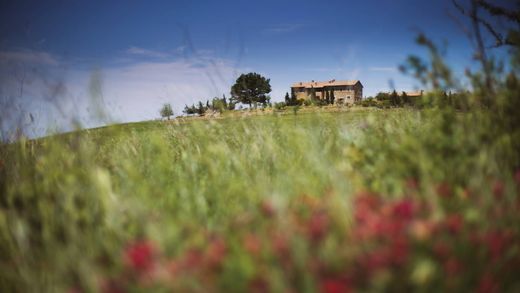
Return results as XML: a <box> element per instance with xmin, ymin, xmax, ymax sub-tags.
<box><xmin>0</xmin><ymin>0</ymin><xmax>513</xmax><ymax>137</ymax></box>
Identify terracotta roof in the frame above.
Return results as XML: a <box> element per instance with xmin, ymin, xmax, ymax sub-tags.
<box><xmin>404</xmin><ymin>90</ymin><xmax>423</xmax><ymax>97</ymax></box>
<box><xmin>291</xmin><ymin>79</ymin><xmax>361</xmax><ymax>89</ymax></box>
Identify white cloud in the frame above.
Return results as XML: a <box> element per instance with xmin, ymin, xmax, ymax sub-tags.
<box><xmin>263</xmin><ymin>24</ymin><xmax>303</xmax><ymax>34</ymax></box>
<box><xmin>368</xmin><ymin>66</ymin><xmax>397</xmax><ymax>72</ymax></box>
<box><xmin>125</xmin><ymin>46</ymin><xmax>171</xmax><ymax>58</ymax></box>
<box><xmin>0</xmin><ymin>50</ymin><xmax>59</xmax><ymax>66</ymax></box>
<box><xmin>99</xmin><ymin>57</ymin><xmax>241</xmax><ymax>123</ymax></box>
<box><xmin>1</xmin><ymin>48</ymin><xmax>245</xmax><ymax>139</ymax></box>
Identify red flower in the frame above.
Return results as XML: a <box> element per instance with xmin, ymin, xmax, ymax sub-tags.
<box><xmin>355</xmin><ymin>192</ymin><xmax>381</xmax><ymax>210</ymax></box>
<box><xmin>483</xmin><ymin>230</ymin><xmax>510</xmax><ymax>262</ymax></box>
<box><xmin>260</xmin><ymin>200</ymin><xmax>276</xmax><ymax>217</ymax></box>
<box><xmin>244</xmin><ymin>233</ymin><xmax>262</xmax><ymax>255</ymax></box>
<box><xmin>515</xmin><ymin>170</ymin><xmax>520</xmax><ymax>186</ymax></box>
<box><xmin>272</xmin><ymin>233</ymin><xmax>289</xmax><ymax>256</ymax></box>
<box><xmin>492</xmin><ymin>180</ymin><xmax>504</xmax><ymax>200</ymax></box>
<box><xmin>444</xmin><ymin>214</ymin><xmax>463</xmax><ymax>234</ymax></box>
<box><xmin>389</xmin><ymin>237</ymin><xmax>409</xmax><ymax>266</ymax></box>
<box><xmin>443</xmin><ymin>258</ymin><xmax>463</xmax><ymax>275</ymax></box>
<box><xmin>307</xmin><ymin>211</ymin><xmax>329</xmax><ymax>242</ymax></box>
<box><xmin>433</xmin><ymin>241</ymin><xmax>451</xmax><ymax>259</ymax></box>
<box><xmin>124</xmin><ymin>240</ymin><xmax>155</xmax><ymax>273</ymax></box>
<box><xmin>392</xmin><ymin>199</ymin><xmax>414</xmax><ymax>220</ymax></box>
<box><xmin>320</xmin><ymin>278</ymin><xmax>351</xmax><ymax>293</ymax></box>
<box><xmin>436</xmin><ymin>183</ymin><xmax>452</xmax><ymax>198</ymax></box>
<box><xmin>205</xmin><ymin>238</ymin><xmax>227</xmax><ymax>270</ymax></box>
<box><xmin>182</xmin><ymin>248</ymin><xmax>204</xmax><ymax>269</ymax></box>
<box><xmin>477</xmin><ymin>274</ymin><xmax>498</xmax><ymax>293</ymax></box>
<box><xmin>249</xmin><ymin>276</ymin><xmax>269</xmax><ymax>293</ymax></box>
<box><xmin>405</xmin><ymin>178</ymin><xmax>419</xmax><ymax>190</ymax></box>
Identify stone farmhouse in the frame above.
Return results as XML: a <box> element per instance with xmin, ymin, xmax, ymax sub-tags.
<box><xmin>291</xmin><ymin>79</ymin><xmax>363</xmax><ymax>105</ymax></box>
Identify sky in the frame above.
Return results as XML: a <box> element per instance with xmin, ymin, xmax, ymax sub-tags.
<box><xmin>0</xmin><ymin>0</ymin><xmax>513</xmax><ymax>138</ymax></box>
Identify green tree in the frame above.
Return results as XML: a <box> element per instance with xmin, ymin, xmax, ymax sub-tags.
<box><xmin>375</xmin><ymin>92</ymin><xmax>390</xmax><ymax>101</ymax></box>
<box><xmin>401</xmin><ymin>91</ymin><xmax>410</xmax><ymax>105</ymax></box>
<box><xmin>160</xmin><ymin>103</ymin><xmax>174</xmax><ymax>120</ymax></box>
<box><xmin>284</xmin><ymin>92</ymin><xmax>291</xmax><ymax>104</ymax></box>
<box><xmin>231</xmin><ymin>72</ymin><xmax>272</xmax><ymax>108</ymax></box>
<box><xmin>197</xmin><ymin>101</ymin><xmax>206</xmax><ymax>116</ymax></box>
<box><xmin>390</xmin><ymin>90</ymin><xmax>401</xmax><ymax>106</ymax></box>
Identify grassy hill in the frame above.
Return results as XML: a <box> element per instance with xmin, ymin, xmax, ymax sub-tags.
<box><xmin>1</xmin><ymin>107</ymin><xmax>519</xmax><ymax>292</ymax></box>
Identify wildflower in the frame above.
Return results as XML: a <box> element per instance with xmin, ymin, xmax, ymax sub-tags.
<box><xmin>436</xmin><ymin>182</ymin><xmax>452</xmax><ymax>198</ymax></box>
<box><xmin>320</xmin><ymin>278</ymin><xmax>351</xmax><ymax>293</ymax></box>
<box><xmin>249</xmin><ymin>276</ymin><xmax>269</xmax><ymax>293</ymax></box>
<box><xmin>392</xmin><ymin>199</ymin><xmax>414</xmax><ymax>220</ymax></box>
<box><xmin>389</xmin><ymin>237</ymin><xmax>409</xmax><ymax>266</ymax></box>
<box><xmin>483</xmin><ymin>230</ymin><xmax>510</xmax><ymax>262</ymax></box>
<box><xmin>477</xmin><ymin>274</ymin><xmax>498</xmax><ymax>293</ymax></box>
<box><xmin>444</xmin><ymin>214</ymin><xmax>463</xmax><ymax>234</ymax></box>
<box><xmin>443</xmin><ymin>258</ymin><xmax>463</xmax><ymax>275</ymax></box>
<box><xmin>515</xmin><ymin>170</ymin><xmax>520</xmax><ymax>186</ymax></box>
<box><xmin>260</xmin><ymin>199</ymin><xmax>275</xmax><ymax>217</ymax></box>
<box><xmin>492</xmin><ymin>180</ymin><xmax>504</xmax><ymax>200</ymax></box>
<box><xmin>244</xmin><ymin>233</ymin><xmax>262</xmax><ymax>255</ymax></box>
<box><xmin>205</xmin><ymin>237</ymin><xmax>227</xmax><ymax>270</ymax></box>
<box><xmin>124</xmin><ymin>240</ymin><xmax>156</xmax><ymax>274</ymax></box>
<box><xmin>271</xmin><ymin>232</ymin><xmax>289</xmax><ymax>256</ymax></box>
<box><xmin>182</xmin><ymin>248</ymin><xmax>204</xmax><ymax>270</ymax></box>
<box><xmin>307</xmin><ymin>211</ymin><xmax>329</xmax><ymax>242</ymax></box>
<box><xmin>99</xmin><ymin>278</ymin><xmax>126</xmax><ymax>293</ymax></box>
<box><xmin>433</xmin><ymin>241</ymin><xmax>451</xmax><ymax>259</ymax></box>
<box><xmin>410</xmin><ymin>220</ymin><xmax>433</xmax><ymax>241</ymax></box>
<box><xmin>405</xmin><ymin>178</ymin><xmax>419</xmax><ymax>190</ymax></box>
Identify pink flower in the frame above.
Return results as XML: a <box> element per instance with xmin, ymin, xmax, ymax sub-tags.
<box><xmin>124</xmin><ymin>240</ymin><xmax>155</xmax><ymax>273</ymax></box>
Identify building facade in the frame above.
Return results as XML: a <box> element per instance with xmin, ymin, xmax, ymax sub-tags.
<box><xmin>291</xmin><ymin>79</ymin><xmax>363</xmax><ymax>105</ymax></box>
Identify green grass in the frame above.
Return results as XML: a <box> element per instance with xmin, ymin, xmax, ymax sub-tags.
<box><xmin>1</xmin><ymin>107</ymin><xmax>519</xmax><ymax>292</ymax></box>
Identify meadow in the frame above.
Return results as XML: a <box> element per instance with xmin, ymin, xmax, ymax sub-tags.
<box><xmin>1</xmin><ymin>101</ymin><xmax>520</xmax><ymax>292</ymax></box>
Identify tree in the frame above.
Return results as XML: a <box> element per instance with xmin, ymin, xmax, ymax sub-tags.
<box><xmin>389</xmin><ymin>90</ymin><xmax>401</xmax><ymax>106</ymax></box>
<box><xmin>231</xmin><ymin>72</ymin><xmax>272</xmax><ymax>108</ymax></box>
<box><xmin>286</xmin><ymin>91</ymin><xmax>302</xmax><ymax>106</ymax></box>
<box><xmin>401</xmin><ymin>91</ymin><xmax>410</xmax><ymax>105</ymax></box>
<box><xmin>197</xmin><ymin>101</ymin><xmax>206</xmax><ymax>116</ymax></box>
<box><xmin>160</xmin><ymin>103</ymin><xmax>174</xmax><ymax>120</ymax></box>
<box><xmin>376</xmin><ymin>92</ymin><xmax>390</xmax><ymax>101</ymax></box>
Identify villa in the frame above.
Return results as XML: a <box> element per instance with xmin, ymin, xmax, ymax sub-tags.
<box><xmin>291</xmin><ymin>79</ymin><xmax>363</xmax><ymax>105</ymax></box>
